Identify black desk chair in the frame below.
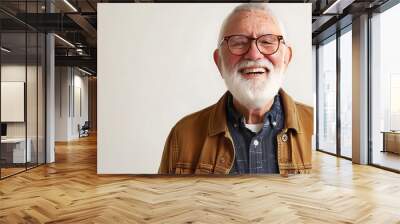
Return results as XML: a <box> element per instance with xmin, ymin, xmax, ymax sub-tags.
<box><xmin>79</xmin><ymin>121</ymin><xmax>90</xmax><ymax>138</ymax></box>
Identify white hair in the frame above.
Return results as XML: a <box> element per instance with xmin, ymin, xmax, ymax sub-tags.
<box><xmin>217</xmin><ymin>3</ymin><xmax>288</xmax><ymax>47</ymax></box>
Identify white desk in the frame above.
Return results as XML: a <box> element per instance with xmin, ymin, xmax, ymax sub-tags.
<box><xmin>1</xmin><ymin>138</ymin><xmax>32</xmax><ymax>163</ymax></box>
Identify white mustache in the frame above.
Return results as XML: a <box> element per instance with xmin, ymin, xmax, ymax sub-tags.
<box><xmin>235</xmin><ymin>59</ymin><xmax>274</xmax><ymax>73</ymax></box>
<box><xmin>221</xmin><ymin>58</ymin><xmax>283</xmax><ymax>110</ymax></box>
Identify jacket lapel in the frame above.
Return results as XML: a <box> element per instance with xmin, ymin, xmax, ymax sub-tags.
<box><xmin>279</xmin><ymin>89</ymin><xmax>302</xmax><ymax>133</ymax></box>
<box><xmin>208</xmin><ymin>92</ymin><xmax>229</xmax><ymax>136</ymax></box>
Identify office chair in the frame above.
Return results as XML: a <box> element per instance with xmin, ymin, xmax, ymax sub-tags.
<box><xmin>79</xmin><ymin>121</ymin><xmax>90</xmax><ymax>138</ymax></box>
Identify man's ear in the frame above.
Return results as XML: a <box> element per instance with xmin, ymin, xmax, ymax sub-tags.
<box><xmin>213</xmin><ymin>49</ymin><xmax>222</xmax><ymax>75</ymax></box>
<box><xmin>284</xmin><ymin>46</ymin><xmax>292</xmax><ymax>65</ymax></box>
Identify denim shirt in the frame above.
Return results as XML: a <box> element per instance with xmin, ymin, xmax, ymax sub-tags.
<box><xmin>226</xmin><ymin>92</ymin><xmax>284</xmax><ymax>174</ymax></box>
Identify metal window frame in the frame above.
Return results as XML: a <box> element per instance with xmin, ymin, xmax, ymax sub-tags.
<box><xmin>315</xmin><ymin>24</ymin><xmax>353</xmax><ymax>161</ymax></box>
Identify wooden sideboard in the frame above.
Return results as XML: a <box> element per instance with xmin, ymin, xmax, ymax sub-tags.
<box><xmin>382</xmin><ymin>131</ymin><xmax>400</xmax><ymax>154</ymax></box>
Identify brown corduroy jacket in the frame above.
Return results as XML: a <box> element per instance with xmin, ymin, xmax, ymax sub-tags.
<box><xmin>158</xmin><ymin>89</ymin><xmax>313</xmax><ymax>176</ymax></box>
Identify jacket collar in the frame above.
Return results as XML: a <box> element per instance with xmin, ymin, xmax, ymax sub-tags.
<box><xmin>208</xmin><ymin>89</ymin><xmax>302</xmax><ymax>136</ymax></box>
<box><xmin>208</xmin><ymin>92</ymin><xmax>229</xmax><ymax>136</ymax></box>
<box><xmin>279</xmin><ymin>89</ymin><xmax>303</xmax><ymax>133</ymax></box>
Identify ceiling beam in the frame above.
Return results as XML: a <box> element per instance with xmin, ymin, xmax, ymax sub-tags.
<box><xmin>55</xmin><ymin>55</ymin><xmax>96</xmax><ymax>69</ymax></box>
<box><xmin>67</xmin><ymin>13</ymin><xmax>97</xmax><ymax>42</ymax></box>
<box><xmin>322</xmin><ymin>0</ymin><xmax>356</xmax><ymax>14</ymax></box>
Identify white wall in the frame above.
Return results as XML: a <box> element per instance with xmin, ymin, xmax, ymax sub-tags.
<box><xmin>55</xmin><ymin>67</ymin><xmax>89</xmax><ymax>141</ymax></box>
<box><xmin>55</xmin><ymin>67</ymin><xmax>70</xmax><ymax>141</ymax></box>
<box><xmin>98</xmin><ymin>3</ymin><xmax>312</xmax><ymax>174</ymax></box>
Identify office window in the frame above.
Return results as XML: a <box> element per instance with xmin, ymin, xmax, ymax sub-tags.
<box><xmin>318</xmin><ymin>37</ymin><xmax>337</xmax><ymax>154</ymax></box>
<box><xmin>339</xmin><ymin>29</ymin><xmax>352</xmax><ymax>158</ymax></box>
<box><xmin>371</xmin><ymin>3</ymin><xmax>400</xmax><ymax>171</ymax></box>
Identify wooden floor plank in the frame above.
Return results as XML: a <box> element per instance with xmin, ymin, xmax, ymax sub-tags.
<box><xmin>1</xmin><ymin>134</ymin><xmax>400</xmax><ymax>223</ymax></box>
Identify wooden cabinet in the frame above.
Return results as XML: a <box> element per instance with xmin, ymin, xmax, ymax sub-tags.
<box><xmin>382</xmin><ymin>131</ymin><xmax>400</xmax><ymax>154</ymax></box>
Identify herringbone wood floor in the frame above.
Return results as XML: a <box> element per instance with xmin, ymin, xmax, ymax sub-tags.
<box><xmin>1</xmin><ymin>134</ymin><xmax>400</xmax><ymax>224</ymax></box>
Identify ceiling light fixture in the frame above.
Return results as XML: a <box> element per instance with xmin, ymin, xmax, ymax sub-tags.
<box><xmin>323</xmin><ymin>0</ymin><xmax>342</xmax><ymax>14</ymax></box>
<box><xmin>54</xmin><ymin>34</ymin><xmax>75</xmax><ymax>48</ymax></box>
<box><xmin>322</xmin><ymin>0</ymin><xmax>354</xmax><ymax>15</ymax></box>
<box><xmin>1</xmin><ymin>47</ymin><xmax>11</xmax><ymax>53</ymax></box>
<box><xmin>78</xmin><ymin>67</ymin><xmax>93</xmax><ymax>76</ymax></box>
<box><xmin>63</xmin><ymin>0</ymin><xmax>78</xmax><ymax>12</ymax></box>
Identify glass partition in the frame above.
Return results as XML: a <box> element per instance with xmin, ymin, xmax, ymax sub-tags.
<box><xmin>339</xmin><ymin>28</ymin><xmax>352</xmax><ymax>158</ymax></box>
<box><xmin>27</xmin><ymin>31</ymin><xmax>38</xmax><ymax>169</ymax></box>
<box><xmin>0</xmin><ymin>1</ymin><xmax>46</xmax><ymax>179</ymax></box>
<box><xmin>0</xmin><ymin>31</ymin><xmax>28</xmax><ymax>178</ymax></box>
<box><xmin>317</xmin><ymin>36</ymin><xmax>337</xmax><ymax>155</ymax></box>
<box><xmin>38</xmin><ymin>32</ymin><xmax>45</xmax><ymax>165</ymax></box>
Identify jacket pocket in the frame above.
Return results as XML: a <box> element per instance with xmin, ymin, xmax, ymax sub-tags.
<box><xmin>195</xmin><ymin>163</ymin><xmax>213</xmax><ymax>174</ymax></box>
<box><xmin>175</xmin><ymin>163</ymin><xmax>194</xmax><ymax>174</ymax></box>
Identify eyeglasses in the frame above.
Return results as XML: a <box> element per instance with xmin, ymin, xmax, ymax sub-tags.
<box><xmin>220</xmin><ymin>34</ymin><xmax>285</xmax><ymax>56</ymax></box>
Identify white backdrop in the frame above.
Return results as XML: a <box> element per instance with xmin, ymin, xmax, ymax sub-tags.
<box><xmin>98</xmin><ymin>3</ymin><xmax>312</xmax><ymax>174</ymax></box>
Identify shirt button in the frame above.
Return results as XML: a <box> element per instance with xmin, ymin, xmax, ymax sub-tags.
<box><xmin>253</xmin><ymin>140</ymin><xmax>259</xmax><ymax>146</ymax></box>
<box><xmin>233</xmin><ymin>123</ymin><xmax>238</xmax><ymax>128</ymax></box>
<box><xmin>272</xmin><ymin>121</ymin><xmax>277</xmax><ymax>126</ymax></box>
<box><xmin>281</xmin><ymin>134</ymin><xmax>288</xmax><ymax>142</ymax></box>
<box><xmin>219</xmin><ymin>157</ymin><xmax>225</xmax><ymax>163</ymax></box>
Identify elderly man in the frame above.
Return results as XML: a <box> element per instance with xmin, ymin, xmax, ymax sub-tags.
<box><xmin>159</xmin><ymin>3</ymin><xmax>313</xmax><ymax>175</ymax></box>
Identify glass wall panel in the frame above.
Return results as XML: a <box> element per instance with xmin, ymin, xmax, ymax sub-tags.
<box><xmin>27</xmin><ymin>31</ymin><xmax>38</xmax><ymax>169</ymax></box>
<box><xmin>26</xmin><ymin>0</ymin><xmax>38</xmax><ymax>169</ymax></box>
<box><xmin>38</xmin><ymin>32</ymin><xmax>45</xmax><ymax>165</ymax></box>
<box><xmin>1</xmin><ymin>31</ymin><xmax>27</xmax><ymax>177</ymax></box>
<box><xmin>38</xmin><ymin>0</ymin><xmax>46</xmax><ymax>166</ymax></box>
<box><xmin>318</xmin><ymin>37</ymin><xmax>337</xmax><ymax>154</ymax></box>
<box><xmin>0</xmin><ymin>1</ymin><xmax>46</xmax><ymax>179</ymax></box>
<box><xmin>339</xmin><ymin>29</ymin><xmax>352</xmax><ymax>158</ymax></box>
<box><xmin>371</xmin><ymin>3</ymin><xmax>400</xmax><ymax>171</ymax></box>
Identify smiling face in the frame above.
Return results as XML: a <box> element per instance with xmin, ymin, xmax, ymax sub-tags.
<box><xmin>214</xmin><ymin>9</ymin><xmax>292</xmax><ymax>110</ymax></box>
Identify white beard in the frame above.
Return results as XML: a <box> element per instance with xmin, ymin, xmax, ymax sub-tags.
<box><xmin>221</xmin><ymin>59</ymin><xmax>284</xmax><ymax>110</ymax></box>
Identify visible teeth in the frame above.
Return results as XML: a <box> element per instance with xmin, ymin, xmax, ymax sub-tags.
<box><xmin>241</xmin><ymin>68</ymin><xmax>266</xmax><ymax>74</ymax></box>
